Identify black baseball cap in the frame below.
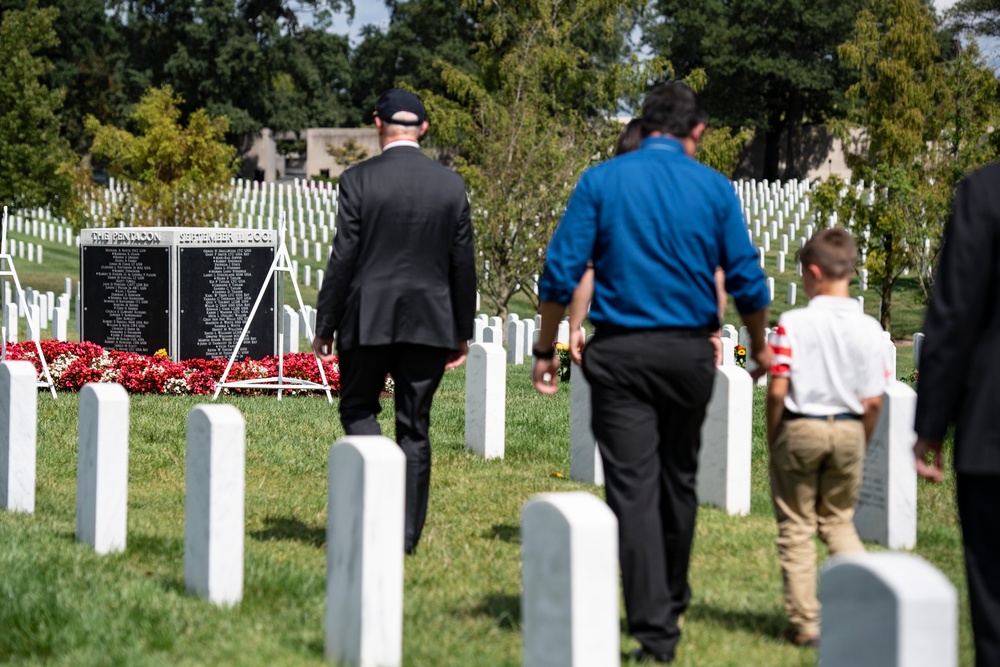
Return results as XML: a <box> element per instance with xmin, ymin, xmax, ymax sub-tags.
<box><xmin>374</xmin><ymin>89</ymin><xmax>426</xmax><ymax>126</ymax></box>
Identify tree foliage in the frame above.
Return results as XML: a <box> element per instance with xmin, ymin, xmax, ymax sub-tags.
<box><xmin>0</xmin><ymin>3</ymin><xmax>73</xmax><ymax>211</ymax></box>
<box><xmin>428</xmin><ymin>0</ymin><xmax>662</xmax><ymax>320</ymax></box>
<box><xmin>112</xmin><ymin>0</ymin><xmax>357</xmax><ymax>143</ymax></box>
<box><xmin>349</xmin><ymin>0</ymin><xmax>478</xmax><ymax>118</ymax></box>
<box><xmin>643</xmin><ymin>0</ymin><xmax>865</xmax><ymax>180</ymax></box>
<box><xmin>80</xmin><ymin>86</ymin><xmax>239</xmax><ymax>228</ymax></box>
<box><xmin>812</xmin><ymin>0</ymin><xmax>998</xmax><ymax>330</ymax></box>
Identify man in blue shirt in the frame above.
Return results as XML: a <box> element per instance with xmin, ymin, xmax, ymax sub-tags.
<box><xmin>532</xmin><ymin>82</ymin><xmax>771</xmax><ymax>663</ymax></box>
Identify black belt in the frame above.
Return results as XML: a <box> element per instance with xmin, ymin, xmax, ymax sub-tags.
<box><xmin>783</xmin><ymin>409</ymin><xmax>861</xmax><ymax>421</ymax></box>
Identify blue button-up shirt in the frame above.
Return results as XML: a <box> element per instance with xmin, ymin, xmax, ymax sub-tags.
<box><xmin>539</xmin><ymin>136</ymin><xmax>769</xmax><ymax>329</ymax></box>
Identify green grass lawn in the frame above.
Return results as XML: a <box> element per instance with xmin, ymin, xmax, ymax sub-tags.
<box><xmin>0</xmin><ymin>362</ymin><xmax>970</xmax><ymax>666</ymax></box>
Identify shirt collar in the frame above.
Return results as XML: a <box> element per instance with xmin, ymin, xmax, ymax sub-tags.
<box><xmin>382</xmin><ymin>139</ymin><xmax>420</xmax><ymax>151</ymax></box>
<box><xmin>640</xmin><ymin>136</ymin><xmax>685</xmax><ymax>155</ymax></box>
<box><xmin>807</xmin><ymin>295</ymin><xmax>863</xmax><ymax>312</ymax></box>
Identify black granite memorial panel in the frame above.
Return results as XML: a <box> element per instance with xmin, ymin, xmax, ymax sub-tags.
<box><xmin>81</xmin><ymin>246</ymin><xmax>170</xmax><ymax>355</ymax></box>
<box><xmin>178</xmin><ymin>246</ymin><xmax>275</xmax><ymax>360</ymax></box>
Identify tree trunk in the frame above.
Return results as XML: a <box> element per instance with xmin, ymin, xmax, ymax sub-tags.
<box><xmin>880</xmin><ymin>233</ymin><xmax>893</xmax><ymax>332</ymax></box>
<box><xmin>762</xmin><ymin>128</ymin><xmax>781</xmax><ymax>181</ymax></box>
<box><xmin>781</xmin><ymin>93</ymin><xmax>804</xmax><ymax>180</ymax></box>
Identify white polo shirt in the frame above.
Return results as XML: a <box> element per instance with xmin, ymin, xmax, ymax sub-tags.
<box><xmin>768</xmin><ymin>296</ymin><xmax>889</xmax><ymax>416</ymax></box>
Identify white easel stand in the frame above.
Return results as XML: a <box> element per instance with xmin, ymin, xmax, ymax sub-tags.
<box><xmin>213</xmin><ymin>216</ymin><xmax>332</xmax><ymax>402</ymax></box>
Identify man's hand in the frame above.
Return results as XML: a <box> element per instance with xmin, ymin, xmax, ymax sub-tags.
<box><xmin>749</xmin><ymin>344</ymin><xmax>773</xmax><ymax>381</ymax></box>
<box><xmin>569</xmin><ymin>327</ymin><xmax>586</xmax><ymax>366</ymax></box>
<box><xmin>914</xmin><ymin>437</ymin><xmax>945</xmax><ymax>483</ymax></box>
<box><xmin>532</xmin><ymin>356</ymin><xmax>561</xmax><ymax>395</ymax></box>
<box><xmin>312</xmin><ymin>336</ymin><xmax>335</xmax><ymax>363</ymax></box>
<box><xmin>445</xmin><ymin>341</ymin><xmax>469</xmax><ymax>370</ymax></box>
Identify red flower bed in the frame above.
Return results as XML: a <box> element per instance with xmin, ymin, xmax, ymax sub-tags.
<box><xmin>3</xmin><ymin>341</ymin><xmax>342</xmax><ymax>396</ymax></box>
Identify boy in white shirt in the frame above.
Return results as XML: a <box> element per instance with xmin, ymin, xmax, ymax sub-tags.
<box><xmin>766</xmin><ymin>228</ymin><xmax>888</xmax><ymax>647</ymax></box>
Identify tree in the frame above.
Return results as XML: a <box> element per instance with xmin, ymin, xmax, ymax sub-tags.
<box><xmin>643</xmin><ymin>0</ymin><xmax>866</xmax><ymax>180</ymax></box>
<box><xmin>812</xmin><ymin>0</ymin><xmax>998</xmax><ymax>331</ymax></box>
<box><xmin>112</xmin><ymin>1</ymin><xmax>357</xmax><ymax>145</ymax></box>
<box><xmin>946</xmin><ymin>0</ymin><xmax>1000</xmax><ymax>36</ymax></box>
<box><xmin>429</xmin><ymin>0</ymin><xmax>661</xmax><ymax>321</ymax></box>
<box><xmin>3</xmin><ymin>0</ymin><xmax>130</xmax><ymax>153</ymax></box>
<box><xmin>0</xmin><ymin>3</ymin><xmax>73</xmax><ymax>211</ymax></box>
<box><xmin>79</xmin><ymin>86</ymin><xmax>239</xmax><ymax>228</ymax></box>
<box><xmin>349</xmin><ymin>0</ymin><xmax>478</xmax><ymax>118</ymax></box>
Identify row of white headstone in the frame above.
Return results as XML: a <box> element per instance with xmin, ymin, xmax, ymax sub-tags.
<box><xmin>0</xmin><ymin>356</ymin><xmax>958</xmax><ymax>667</ymax></box>
<box><xmin>2</xmin><ymin>284</ymin><xmax>73</xmax><ymax>343</ymax></box>
<box><xmin>465</xmin><ymin>323</ymin><xmax>912</xmax><ymax>552</ymax></box>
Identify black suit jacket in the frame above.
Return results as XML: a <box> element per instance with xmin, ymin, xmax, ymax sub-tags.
<box><xmin>315</xmin><ymin>145</ymin><xmax>476</xmax><ymax>351</ymax></box>
<box><xmin>915</xmin><ymin>162</ymin><xmax>1000</xmax><ymax>474</ymax></box>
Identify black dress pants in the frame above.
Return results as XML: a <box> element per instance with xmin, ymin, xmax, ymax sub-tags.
<box><xmin>582</xmin><ymin>329</ymin><xmax>715</xmax><ymax>659</ymax></box>
<box><xmin>337</xmin><ymin>344</ymin><xmax>449</xmax><ymax>553</ymax></box>
<box><xmin>957</xmin><ymin>473</ymin><xmax>1000</xmax><ymax>667</ymax></box>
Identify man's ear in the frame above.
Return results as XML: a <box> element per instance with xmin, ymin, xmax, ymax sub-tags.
<box><xmin>807</xmin><ymin>263</ymin><xmax>824</xmax><ymax>281</ymax></box>
<box><xmin>418</xmin><ymin>121</ymin><xmax>429</xmax><ymax>139</ymax></box>
<box><xmin>690</xmin><ymin>122</ymin><xmax>706</xmax><ymax>144</ymax></box>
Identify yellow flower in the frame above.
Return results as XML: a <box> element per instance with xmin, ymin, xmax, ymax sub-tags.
<box><xmin>154</xmin><ymin>348</ymin><xmax>168</xmax><ymax>358</ymax></box>
<box><xmin>555</xmin><ymin>342</ymin><xmax>569</xmax><ymax>352</ymax></box>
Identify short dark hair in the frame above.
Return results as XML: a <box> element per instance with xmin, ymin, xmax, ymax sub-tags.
<box><xmin>615</xmin><ymin>118</ymin><xmax>643</xmax><ymax>156</ymax></box>
<box><xmin>797</xmin><ymin>228</ymin><xmax>858</xmax><ymax>280</ymax></box>
<box><xmin>640</xmin><ymin>82</ymin><xmax>706</xmax><ymax>139</ymax></box>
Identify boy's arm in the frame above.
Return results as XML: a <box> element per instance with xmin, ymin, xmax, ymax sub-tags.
<box><xmin>861</xmin><ymin>395</ymin><xmax>883</xmax><ymax>444</ymax></box>
<box><xmin>766</xmin><ymin>377</ymin><xmax>789</xmax><ymax>448</ymax></box>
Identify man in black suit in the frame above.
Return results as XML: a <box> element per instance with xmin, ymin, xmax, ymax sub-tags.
<box><xmin>914</xmin><ymin>161</ymin><xmax>1000</xmax><ymax>667</ymax></box>
<box><xmin>313</xmin><ymin>88</ymin><xmax>476</xmax><ymax>554</ymax></box>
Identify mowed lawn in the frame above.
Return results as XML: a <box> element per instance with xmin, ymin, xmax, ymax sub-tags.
<box><xmin>0</xmin><ymin>354</ymin><xmax>972</xmax><ymax>666</ymax></box>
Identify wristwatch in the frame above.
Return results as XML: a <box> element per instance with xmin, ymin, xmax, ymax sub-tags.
<box><xmin>532</xmin><ymin>344</ymin><xmax>556</xmax><ymax>360</ymax></box>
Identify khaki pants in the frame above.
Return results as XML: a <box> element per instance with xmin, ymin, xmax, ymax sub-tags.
<box><xmin>769</xmin><ymin>417</ymin><xmax>867</xmax><ymax>637</ymax></box>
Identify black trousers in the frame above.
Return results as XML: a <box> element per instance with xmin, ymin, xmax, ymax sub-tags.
<box><xmin>582</xmin><ymin>329</ymin><xmax>715</xmax><ymax>658</ymax></box>
<box><xmin>337</xmin><ymin>344</ymin><xmax>449</xmax><ymax>553</ymax></box>
<box><xmin>957</xmin><ymin>473</ymin><xmax>1000</xmax><ymax>667</ymax></box>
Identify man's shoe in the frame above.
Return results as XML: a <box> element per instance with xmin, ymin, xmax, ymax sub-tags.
<box><xmin>783</xmin><ymin>629</ymin><xmax>819</xmax><ymax>648</ymax></box>
<box><xmin>630</xmin><ymin>647</ymin><xmax>674</xmax><ymax>664</ymax></box>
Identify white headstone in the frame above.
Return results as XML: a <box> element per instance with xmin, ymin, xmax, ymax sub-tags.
<box><xmin>697</xmin><ymin>366</ymin><xmax>753</xmax><ymax>515</ymax></box>
<box><xmin>3</xmin><ymin>303</ymin><xmax>17</xmax><ymax>343</ymax></box>
<box><xmin>25</xmin><ymin>302</ymin><xmax>42</xmax><ymax>341</ymax></box>
<box><xmin>912</xmin><ymin>332</ymin><xmax>924</xmax><ymax>369</ymax></box>
<box><xmin>52</xmin><ymin>307</ymin><xmax>68</xmax><ymax>341</ymax></box>
<box><xmin>767</xmin><ymin>277</ymin><xmax>775</xmax><ymax>301</ymax></box>
<box><xmin>556</xmin><ymin>320</ymin><xmax>570</xmax><ymax>346</ymax></box>
<box><xmin>521</xmin><ymin>492</ymin><xmax>619</xmax><ymax>667</ymax></box>
<box><xmin>489</xmin><ymin>316</ymin><xmax>503</xmax><ymax>330</ymax></box>
<box><xmin>777</xmin><ymin>251</ymin><xmax>786</xmax><ymax>273</ymax></box>
<box><xmin>76</xmin><ymin>383</ymin><xmax>129</xmax><ymax>554</ymax></box>
<box><xmin>472</xmin><ymin>318</ymin><xmax>486</xmax><ymax>344</ymax></box>
<box><xmin>820</xmin><ymin>553</ymin><xmax>957</xmax><ymax>667</ymax></box>
<box><xmin>884</xmin><ymin>338</ymin><xmax>896</xmax><ymax>381</ymax></box>
<box><xmin>465</xmin><ymin>343</ymin><xmax>505</xmax><ymax>459</ymax></box>
<box><xmin>787</xmin><ymin>282</ymin><xmax>797</xmax><ymax>306</ymax></box>
<box><xmin>482</xmin><ymin>324</ymin><xmax>502</xmax><ymax>345</ymax></box>
<box><xmin>325</xmin><ymin>436</ymin><xmax>405</xmax><ymax>667</ymax></box>
<box><xmin>720</xmin><ymin>335</ymin><xmax>735</xmax><ymax>366</ymax></box>
<box><xmin>184</xmin><ymin>405</ymin><xmax>245</xmax><ymax>606</ymax></box>
<box><xmin>859</xmin><ymin>268</ymin><xmax>868</xmax><ymax>291</ymax></box>
<box><xmin>507</xmin><ymin>320</ymin><xmax>526</xmax><ymax>365</ymax></box>
<box><xmin>522</xmin><ymin>319</ymin><xmax>537</xmax><ymax>357</ymax></box>
<box><xmin>570</xmin><ymin>361</ymin><xmax>603</xmax><ymax>485</ymax></box>
<box><xmin>282</xmin><ymin>305</ymin><xmax>300</xmax><ymax>353</ymax></box>
<box><xmin>0</xmin><ymin>361</ymin><xmax>37</xmax><ymax>513</ymax></box>
<box><xmin>854</xmin><ymin>382</ymin><xmax>917</xmax><ymax>549</ymax></box>
<box><xmin>721</xmin><ymin>324</ymin><xmax>738</xmax><ymax>341</ymax></box>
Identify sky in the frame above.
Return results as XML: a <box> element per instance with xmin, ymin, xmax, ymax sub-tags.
<box><xmin>326</xmin><ymin>1</ymin><xmax>995</xmax><ymax>65</ymax></box>
<box><xmin>328</xmin><ymin>2</ymin><xmax>391</xmax><ymax>46</ymax></box>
